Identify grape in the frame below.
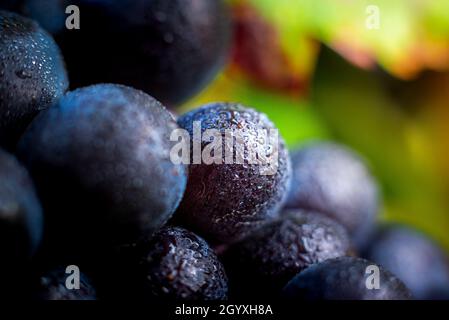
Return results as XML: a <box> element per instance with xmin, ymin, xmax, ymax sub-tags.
<box><xmin>17</xmin><ymin>84</ymin><xmax>187</xmax><ymax>257</ymax></box>
<box><xmin>16</xmin><ymin>0</ymin><xmax>231</xmax><ymax>107</ymax></box>
<box><xmin>286</xmin><ymin>142</ymin><xmax>379</xmax><ymax>248</ymax></box>
<box><xmin>223</xmin><ymin>209</ymin><xmax>351</xmax><ymax>298</ymax></box>
<box><xmin>0</xmin><ymin>10</ymin><xmax>68</xmax><ymax>150</ymax></box>
<box><xmin>283</xmin><ymin>257</ymin><xmax>412</xmax><ymax>300</ymax></box>
<box><xmin>176</xmin><ymin>102</ymin><xmax>291</xmax><ymax>243</ymax></box>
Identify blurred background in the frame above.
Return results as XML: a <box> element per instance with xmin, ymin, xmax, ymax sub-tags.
<box><xmin>180</xmin><ymin>0</ymin><xmax>449</xmax><ymax>251</ymax></box>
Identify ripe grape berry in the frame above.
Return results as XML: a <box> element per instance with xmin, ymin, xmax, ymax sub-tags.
<box><xmin>364</xmin><ymin>224</ymin><xmax>449</xmax><ymax>300</ymax></box>
<box><xmin>0</xmin><ymin>10</ymin><xmax>68</xmax><ymax>150</ymax></box>
<box><xmin>283</xmin><ymin>257</ymin><xmax>412</xmax><ymax>300</ymax></box>
<box><xmin>14</xmin><ymin>0</ymin><xmax>232</xmax><ymax>107</ymax></box>
<box><xmin>113</xmin><ymin>226</ymin><xmax>228</xmax><ymax>301</ymax></box>
<box><xmin>176</xmin><ymin>102</ymin><xmax>291</xmax><ymax>244</ymax></box>
<box><xmin>285</xmin><ymin>142</ymin><xmax>379</xmax><ymax>248</ymax></box>
<box><xmin>17</xmin><ymin>84</ymin><xmax>187</xmax><ymax>256</ymax></box>
<box><xmin>0</xmin><ymin>148</ymin><xmax>43</xmax><ymax>264</ymax></box>
<box><xmin>223</xmin><ymin>209</ymin><xmax>351</xmax><ymax>297</ymax></box>
<box><xmin>34</xmin><ymin>267</ymin><xmax>96</xmax><ymax>300</ymax></box>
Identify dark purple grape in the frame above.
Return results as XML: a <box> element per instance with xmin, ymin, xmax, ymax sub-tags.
<box><xmin>364</xmin><ymin>224</ymin><xmax>449</xmax><ymax>300</ymax></box>
<box><xmin>14</xmin><ymin>0</ymin><xmax>231</xmax><ymax>107</ymax></box>
<box><xmin>176</xmin><ymin>102</ymin><xmax>291</xmax><ymax>244</ymax></box>
<box><xmin>113</xmin><ymin>226</ymin><xmax>228</xmax><ymax>301</ymax></box>
<box><xmin>224</xmin><ymin>210</ymin><xmax>351</xmax><ymax>297</ymax></box>
<box><xmin>286</xmin><ymin>142</ymin><xmax>379</xmax><ymax>248</ymax></box>
<box><xmin>17</xmin><ymin>84</ymin><xmax>187</xmax><ymax>257</ymax></box>
<box><xmin>0</xmin><ymin>10</ymin><xmax>68</xmax><ymax>150</ymax></box>
<box><xmin>283</xmin><ymin>257</ymin><xmax>412</xmax><ymax>300</ymax></box>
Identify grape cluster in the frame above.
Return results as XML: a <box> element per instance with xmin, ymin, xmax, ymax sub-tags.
<box><xmin>1</xmin><ymin>2</ymin><xmax>448</xmax><ymax>301</ymax></box>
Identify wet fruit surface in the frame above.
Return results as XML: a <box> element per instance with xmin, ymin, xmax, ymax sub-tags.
<box><xmin>224</xmin><ymin>209</ymin><xmax>351</xmax><ymax>297</ymax></box>
<box><xmin>13</xmin><ymin>0</ymin><xmax>232</xmax><ymax>107</ymax></box>
<box><xmin>112</xmin><ymin>226</ymin><xmax>228</xmax><ymax>301</ymax></box>
<box><xmin>0</xmin><ymin>1</ymin><xmax>447</xmax><ymax>303</ymax></box>
<box><xmin>176</xmin><ymin>102</ymin><xmax>291</xmax><ymax>244</ymax></box>
<box><xmin>17</xmin><ymin>84</ymin><xmax>187</xmax><ymax>257</ymax></box>
<box><xmin>285</xmin><ymin>142</ymin><xmax>379</xmax><ymax>248</ymax></box>
<box><xmin>283</xmin><ymin>257</ymin><xmax>412</xmax><ymax>300</ymax></box>
<box><xmin>0</xmin><ymin>10</ymin><xmax>68</xmax><ymax>150</ymax></box>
